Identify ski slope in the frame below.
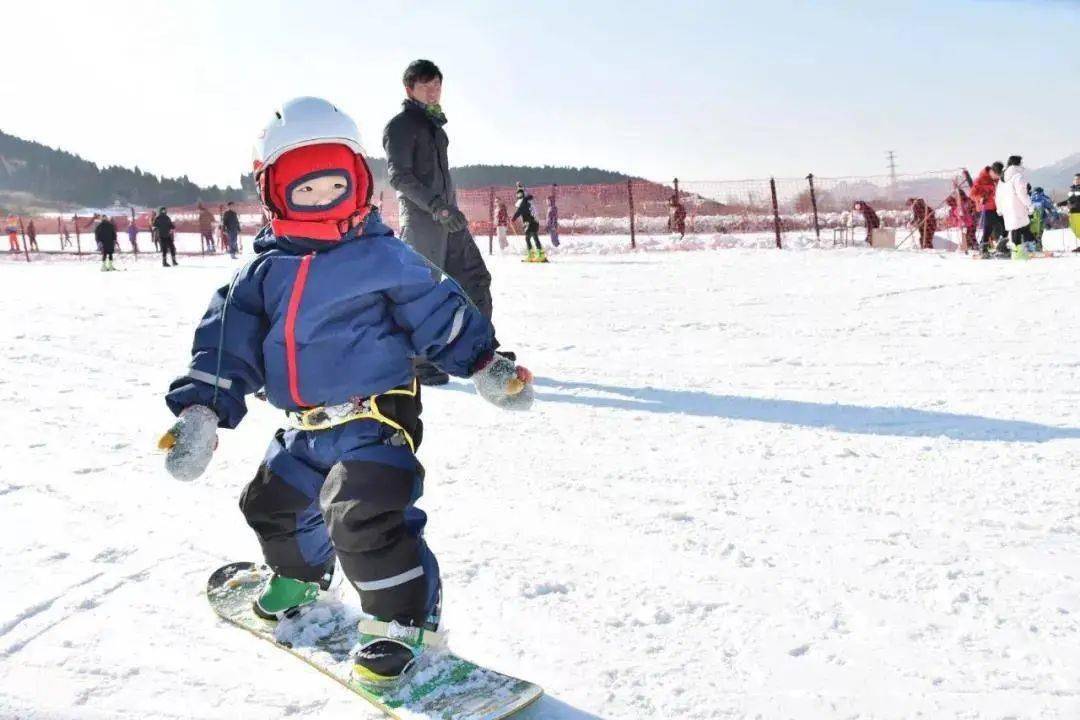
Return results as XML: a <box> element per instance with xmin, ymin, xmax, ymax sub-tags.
<box><xmin>2</xmin><ymin>233</ymin><xmax>1079</xmax><ymax>719</ymax></box>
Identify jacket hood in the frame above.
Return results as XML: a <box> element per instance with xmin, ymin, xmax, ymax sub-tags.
<box><xmin>252</xmin><ymin>209</ymin><xmax>395</xmax><ymax>255</ymax></box>
<box><xmin>1002</xmin><ymin>165</ymin><xmax>1023</xmax><ymax>182</ymax></box>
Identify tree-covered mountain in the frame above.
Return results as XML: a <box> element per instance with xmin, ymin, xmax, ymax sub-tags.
<box><xmin>0</xmin><ymin>130</ymin><xmax>632</xmax><ymax>211</ymax></box>
<box><xmin>0</xmin><ymin>130</ymin><xmax>250</xmax><ymax>211</ymax></box>
<box><xmin>364</xmin><ymin>158</ymin><xmax>630</xmax><ymax>189</ymax></box>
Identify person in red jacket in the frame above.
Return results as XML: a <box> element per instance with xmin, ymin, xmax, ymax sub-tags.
<box><xmin>853</xmin><ymin>201</ymin><xmax>880</xmax><ymax>246</ymax></box>
<box><xmin>908</xmin><ymin>198</ymin><xmax>936</xmax><ymax>249</ymax></box>
<box><xmin>969</xmin><ymin>166</ymin><xmax>1004</xmax><ymax>256</ymax></box>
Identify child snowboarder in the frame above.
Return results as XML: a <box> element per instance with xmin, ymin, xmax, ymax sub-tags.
<box><xmin>1058</xmin><ymin>173</ymin><xmax>1080</xmax><ymax>252</ymax></box>
<box><xmin>158</xmin><ymin>97</ymin><xmax>534</xmax><ymax>687</ymax></box>
<box><xmin>1028</xmin><ymin>186</ymin><xmax>1058</xmax><ymax>251</ymax></box>
<box><xmin>512</xmin><ymin>183</ymin><xmax>546</xmax><ymax>262</ymax></box>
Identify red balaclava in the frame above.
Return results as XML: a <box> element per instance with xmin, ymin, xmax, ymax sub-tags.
<box><xmin>259</xmin><ymin>143</ymin><xmax>373</xmax><ymax>242</ymax></box>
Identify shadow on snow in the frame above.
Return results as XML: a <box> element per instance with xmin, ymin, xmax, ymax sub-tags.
<box><xmin>443</xmin><ymin>376</ymin><xmax>1080</xmax><ymax>443</ymax></box>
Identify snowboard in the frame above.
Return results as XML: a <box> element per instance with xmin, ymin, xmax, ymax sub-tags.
<box><xmin>207</xmin><ymin>562</ymin><xmax>542</xmax><ymax>720</ymax></box>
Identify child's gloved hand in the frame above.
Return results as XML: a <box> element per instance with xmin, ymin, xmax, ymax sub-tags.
<box><xmin>472</xmin><ymin>353</ymin><xmax>534</xmax><ymax>411</ymax></box>
<box><xmin>157</xmin><ymin>405</ymin><xmax>219</xmax><ymax>481</ymax></box>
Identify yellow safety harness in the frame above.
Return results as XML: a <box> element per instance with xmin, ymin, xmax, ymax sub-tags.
<box><xmin>285</xmin><ymin>378</ymin><xmax>419</xmax><ymax>452</ymax></box>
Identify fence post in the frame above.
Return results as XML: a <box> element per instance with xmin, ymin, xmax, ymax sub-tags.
<box><xmin>488</xmin><ymin>185</ymin><xmax>495</xmax><ymax>256</ymax></box>
<box><xmin>769</xmin><ymin>177</ymin><xmax>782</xmax><ymax>249</ymax></box>
<box><xmin>806</xmin><ymin>173</ymin><xmax>821</xmax><ymax>244</ymax></box>
<box><xmin>627</xmin><ymin>179</ymin><xmax>636</xmax><ymax>249</ymax></box>
<box><xmin>18</xmin><ymin>216</ymin><xmax>29</xmax><ymax>262</ymax></box>
<box><xmin>57</xmin><ymin>216</ymin><xmax>62</xmax><ymax>249</ymax></box>
<box><xmin>74</xmin><ymin>214</ymin><xmax>82</xmax><ymax>255</ymax></box>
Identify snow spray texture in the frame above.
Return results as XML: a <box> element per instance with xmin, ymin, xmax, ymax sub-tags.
<box><xmin>164</xmin><ymin>212</ymin><xmax>495</xmax><ymax>428</ymax></box>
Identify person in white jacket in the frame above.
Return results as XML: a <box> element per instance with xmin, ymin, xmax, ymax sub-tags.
<box><xmin>994</xmin><ymin>155</ymin><xmax>1035</xmax><ymax>256</ymax></box>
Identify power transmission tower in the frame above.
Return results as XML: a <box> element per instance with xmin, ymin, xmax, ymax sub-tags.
<box><xmin>886</xmin><ymin>151</ymin><xmax>898</xmax><ymax>201</ymax></box>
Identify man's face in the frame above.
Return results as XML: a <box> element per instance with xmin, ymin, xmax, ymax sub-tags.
<box><xmin>1074</xmin><ymin>174</ymin><xmax>1080</xmax><ymax>186</ymax></box>
<box><xmin>408</xmin><ymin>77</ymin><xmax>442</xmax><ymax>106</ymax></box>
<box><xmin>289</xmin><ymin>173</ymin><xmax>350</xmax><ymax>209</ymax></box>
<box><xmin>990</xmin><ymin>169</ymin><xmax>1001</xmax><ymax>181</ymax></box>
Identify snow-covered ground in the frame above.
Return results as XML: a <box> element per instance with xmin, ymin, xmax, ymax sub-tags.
<box><xmin>2</xmin><ymin>232</ymin><xmax>1079</xmax><ymax>719</ymax></box>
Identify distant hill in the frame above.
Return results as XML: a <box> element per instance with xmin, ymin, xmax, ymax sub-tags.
<box><xmin>366</xmin><ymin>158</ymin><xmax>629</xmax><ymax>189</ymax></box>
<box><xmin>1028</xmin><ymin>152</ymin><xmax>1080</xmax><ymax>195</ymax></box>
<box><xmin>0</xmin><ymin>130</ymin><xmax>632</xmax><ymax>212</ymax></box>
<box><xmin>0</xmin><ymin>130</ymin><xmax>250</xmax><ymax>212</ymax></box>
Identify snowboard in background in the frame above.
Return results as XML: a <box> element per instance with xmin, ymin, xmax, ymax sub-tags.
<box><xmin>207</xmin><ymin>562</ymin><xmax>543</xmax><ymax>720</ymax></box>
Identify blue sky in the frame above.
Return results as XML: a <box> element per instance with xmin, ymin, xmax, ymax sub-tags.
<box><xmin>2</xmin><ymin>0</ymin><xmax>1076</xmax><ymax>187</ymax></box>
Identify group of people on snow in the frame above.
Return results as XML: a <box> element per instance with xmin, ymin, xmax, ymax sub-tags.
<box><xmin>852</xmin><ymin>156</ymin><xmax>1077</xmax><ymax>257</ymax></box>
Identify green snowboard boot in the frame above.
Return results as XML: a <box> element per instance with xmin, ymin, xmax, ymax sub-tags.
<box><xmin>252</xmin><ymin>565</ymin><xmax>335</xmax><ymax>620</ymax></box>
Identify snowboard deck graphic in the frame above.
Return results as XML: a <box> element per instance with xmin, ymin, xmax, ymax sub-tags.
<box><xmin>207</xmin><ymin>562</ymin><xmax>543</xmax><ymax>720</ymax></box>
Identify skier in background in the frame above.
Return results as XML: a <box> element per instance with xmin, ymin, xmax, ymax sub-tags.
<box><xmin>852</xmin><ymin>200</ymin><xmax>880</xmax><ymax>246</ymax></box>
<box><xmin>669</xmin><ymin>194</ymin><xmax>687</xmax><ymax>239</ymax></box>
<box><xmin>153</xmin><ymin>206</ymin><xmax>178</xmax><ymax>267</ymax></box>
<box><xmin>222</xmin><ymin>201</ymin><xmax>242</xmax><ymax>258</ymax></box>
<box><xmin>945</xmin><ymin>190</ymin><xmax>976</xmax><ymax>252</ymax></box>
<box><xmin>995</xmin><ymin>155</ymin><xmax>1035</xmax><ymax>258</ymax></box>
<box><xmin>494</xmin><ymin>197</ymin><xmax>509</xmax><ymax>251</ymax></box>
<box><xmin>908</xmin><ymin>198</ymin><xmax>936</xmax><ymax>249</ymax></box>
<box><xmin>7</xmin><ymin>216</ymin><xmax>20</xmax><ymax>252</ymax></box>
<box><xmin>198</xmin><ymin>203</ymin><xmax>216</xmax><ymax>253</ymax></box>
<box><xmin>1057</xmin><ymin>173</ymin><xmax>1080</xmax><ymax>252</ymax></box>
<box><xmin>512</xmin><ymin>183</ymin><xmax>546</xmax><ymax>262</ymax></box>
<box><xmin>1028</xmin><ymin>186</ymin><xmax>1058</xmax><ymax>251</ymax></box>
<box><xmin>546</xmin><ymin>185</ymin><xmax>560</xmax><ymax>248</ymax></box>
<box><xmin>95</xmin><ymin>214</ymin><xmax>118</xmax><ymax>271</ymax></box>
<box><xmin>158</xmin><ymin>97</ymin><xmax>534</xmax><ymax>687</ymax></box>
<box><xmin>26</xmin><ymin>219</ymin><xmax>38</xmax><ymax>251</ymax></box>
<box><xmin>126</xmin><ymin>219</ymin><xmax>140</xmax><ymax>254</ymax></box>
<box><xmin>970</xmin><ymin>165</ymin><xmax>1004</xmax><ymax>257</ymax></box>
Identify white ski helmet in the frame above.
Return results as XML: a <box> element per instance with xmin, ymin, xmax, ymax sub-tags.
<box><xmin>253</xmin><ymin>97</ymin><xmax>365</xmax><ymax>174</ymax></box>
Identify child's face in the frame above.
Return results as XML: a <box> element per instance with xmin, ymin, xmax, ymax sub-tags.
<box><xmin>289</xmin><ymin>173</ymin><xmax>350</xmax><ymax>209</ymax></box>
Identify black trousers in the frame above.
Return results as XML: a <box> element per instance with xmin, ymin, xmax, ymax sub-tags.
<box><xmin>160</xmin><ymin>237</ymin><xmax>177</xmax><ymax>264</ymax></box>
<box><xmin>443</xmin><ymin>228</ymin><xmax>493</xmax><ymax>319</ymax></box>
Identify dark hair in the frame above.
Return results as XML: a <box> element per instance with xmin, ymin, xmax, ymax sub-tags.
<box><xmin>1007</xmin><ymin>155</ymin><xmax>1022</xmax><ymax>167</ymax></box>
<box><xmin>159</xmin><ymin>206</ymin><xmax>167</xmax><ymax>212</ymax></box>
<box><xmin>1034</xmin><ymin>187</ymin><xmax>1044</xmax><ymax>194</ymax></box>
<box><xmin>403</xmin><ymin>59</ymin><xmax>443</xmax><ymax>88</ymax></box>
<box><xmin>227</xmin><ymin>201</ymin><xmax>235</xmax><ymax>206</ymax></box>
<box><xmin>990</xmin><ymin>162</ymin><xmax>1004</xmax><ymax>175</ymax></box>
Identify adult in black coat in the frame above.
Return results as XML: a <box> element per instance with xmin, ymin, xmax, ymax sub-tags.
<box><xmin>153</xmin><ymin>207</ymin><xmax>177</xmax><ymax>266</ymax></box>
<box><xmin>95</xmin><ymin>216</ymin><xmax>118</xmax><ymax>271</ymax></box>
<box><xmin>383</xmin><ymin>60</ymin><xmax>501</xmax><ymax>383</ymax></box>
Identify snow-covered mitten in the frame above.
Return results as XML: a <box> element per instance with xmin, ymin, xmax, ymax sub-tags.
<box><xmin>471</xmin><ymin>353</ymin><xmax>534</xmax><ymax>411</ymax></box>
<box><xmin>158</xmin><ymin>405</ymin><xmax>218</xmax><ymax>481</ymax></box>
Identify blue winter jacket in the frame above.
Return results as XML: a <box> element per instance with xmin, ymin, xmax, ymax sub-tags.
<box><xmin>166</xmin><ymin>212</ymin><xmax>495</xmax><ymax>428</ymax></box>
<box><xmin>1029</xmin><ymin>190</ymin><xmax>1059</xmax><ymax>222</ymax></box>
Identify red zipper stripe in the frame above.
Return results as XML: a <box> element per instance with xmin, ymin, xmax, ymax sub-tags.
<box><xmin>284</xmin><ymin>255</ymin><xmax>313</xmax><ymax>408</ymax></box>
